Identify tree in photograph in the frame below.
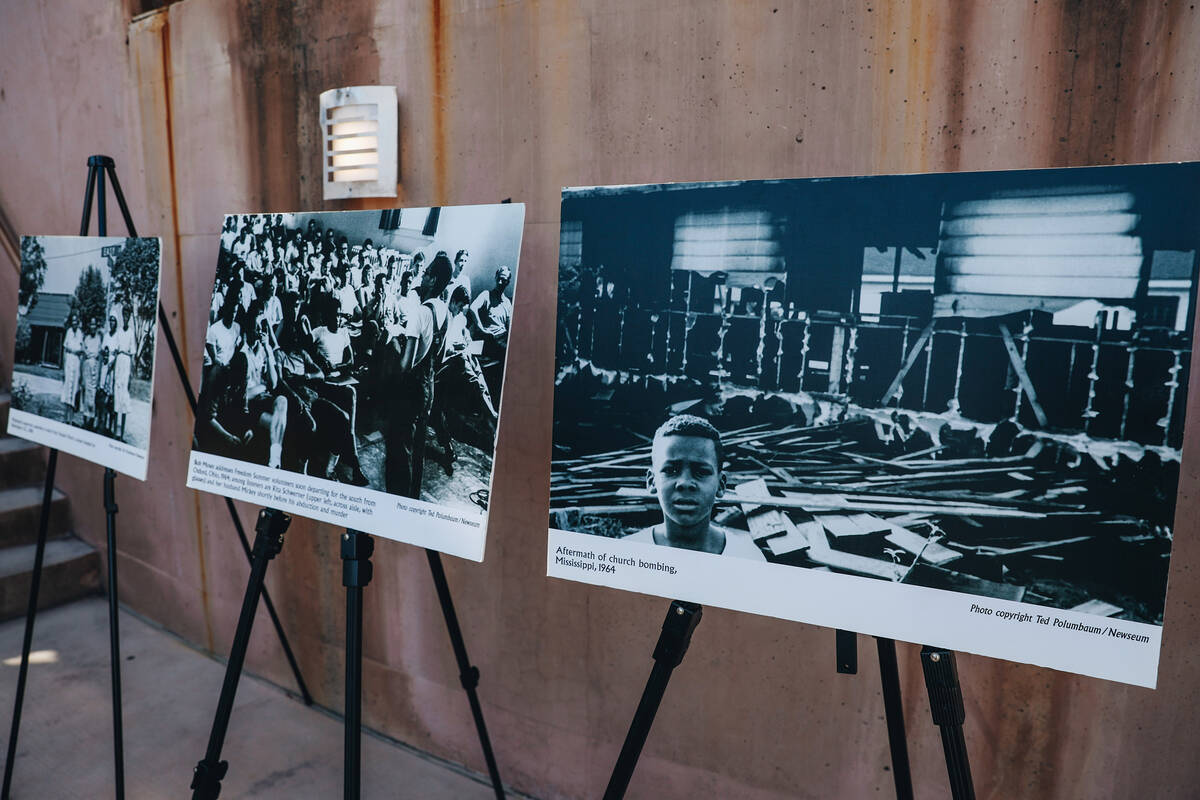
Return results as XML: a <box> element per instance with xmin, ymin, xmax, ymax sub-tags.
<box><xmin>108</xmin><ymin>237</ymin><xmax>160</xmax><ymax>379</ymax></box>
<box><xmin>19</xmin><ymin>237</ymin><xmax>47</xmax><ymax>310</ymax></box>
<box><xmin>14</xmin><ymin>317</ymin><xmax>32</xmax><ymax>363</ymax></box>
<box><xmin>73</xmin><ymin>265</ymin><xmax>108</xmax><ymax>331</ymax></box>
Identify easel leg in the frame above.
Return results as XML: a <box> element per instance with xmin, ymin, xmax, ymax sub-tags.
<box><xmin>876</xmin><ymin>638</ymin><xmax>913</xmax><ymax>800</ymax></box>
<box><xmin>191</xmin><ymin>509</ymin><xmax>291</xmax><ymax>800</ymax></box>
<box><xmin>103</xmin><ymin>468</ymin><xmax>126</xmax><ymax>799</ymax></box>
<box><xmin>342</xmin><ymin>530</ymin><xmax>374</xmax><ymax>800</ymax></box>
<box><xmin>603</xmin><ymin>600</ymin><xmax>702</xmax><ymax>800</ymax></box>
<box><xmin>921</xmin><ymin>646</ymin><xmax>975</xmax><ymax>800</ymax></box>
<box><xmin>425</xmin><ymin>549</ymin><xmax>505</xmax><ymax>799</ymax></box>
<box><xmin>1</xmin><ymin>450</ymin><xmax>58</xmax><ymax>800</ymax></box>
<box><xmin>105</xmin><ymin>154</ymin><xmax>311</xmax><ymax>705</ymax></box>
<box><xmin>153</xmin><ymin>277</ymin><xmax>312</xmax><ymax>706</ymax></box>
<box><xmin>836</xmin><ymin>628</ymin><xmax>858</xmax><ymax>674</ymax></box>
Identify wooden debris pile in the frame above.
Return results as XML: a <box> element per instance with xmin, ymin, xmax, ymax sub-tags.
<box><xmin>552</xmin><ymin>419</ymin><xmax>1168</xmax><ymax>621</ymax></box>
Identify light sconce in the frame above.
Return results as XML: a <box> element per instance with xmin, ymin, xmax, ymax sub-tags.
<box><xmin>320</xmin><ymin>85</ymin><xmax>398</xmax><ymax>200</ymax></box>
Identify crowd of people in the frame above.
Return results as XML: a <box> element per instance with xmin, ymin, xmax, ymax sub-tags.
<box><xmin>59</xmin><ymin>305</ymin><xmax>138</xmax><ymax>440</ymax></box>
<box><xmin>197</xmin><ymin>214</ymin><xmax>513</xmax><ymax>499</ymax></box>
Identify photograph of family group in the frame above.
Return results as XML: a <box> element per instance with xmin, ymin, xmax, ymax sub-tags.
<box><xmin>189</xmin><ymin>205</ymin><xmax>524</xmax><ymax>515</ymax></box>
<box><xmin>9</xmin><ymin>235</ymin><xmax>162</xmax><ymax>478</ymax></box>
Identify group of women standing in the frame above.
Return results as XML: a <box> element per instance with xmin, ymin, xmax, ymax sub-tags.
<box><xmin>59</xmin><ymin>306</ymin><xmax>137</xmax><ymax>440</ymax></box>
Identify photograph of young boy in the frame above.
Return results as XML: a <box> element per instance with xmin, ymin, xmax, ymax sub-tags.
<box><xmin>624</xmin><ymin>414</ymin><xmax>765</xmax><ymax>561</ymax></box>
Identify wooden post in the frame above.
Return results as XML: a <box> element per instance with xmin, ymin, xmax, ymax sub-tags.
<box><xmin>828</xmin><ymin>322</ymin><xmax>846</xmax><ymax>394</ymax></box>
<box><xmin>1082</xmin><ymin>313</ymin><xmax>1103</xmax><ymax>435</ymax></box>
<box><xmin>843</xmin><ymin>321</ymin><xmax>859</xmax><ymax>399</ymax></box>
<box><xmin>1119</xmin><ymin>343</ymin><xmax>1137</xmax><ymax>440</ymax></box>
<box><xmin>681</xmin><ymin>272</ymin><xmax>693</xmax><ymax>374</ymax></box>
<box><xmin>880</xmin><ymin>322</ymin><xmax>935</xmax><ymax>407</ymax></box>
<box><xmin>997</xmin><ymin>323</ymin><xmax>1048</xmax><ymax>428</ymax></box>
<box><xmin>921</xmin><ymin>325</ymin><xmax>935</xmax><ymax>411</ymax></box>
<box><xmin>755</xmin><ymin>290</ymin><xmax>769</xmax><ymax>388</ymax></box>
<box><xmin>949</xmin><ymin>319</ymin><xmax>967</xmax><ymax>415</ymax></box>
<box><xmin>798</xmin><ymin>315</ymin><xmax>812</xmax><ymax>392</ymax></box>
<box><xmin>1162</xmin><ymin>349</ymin><xmax>1182</xmax><ymax>447</ymax></box>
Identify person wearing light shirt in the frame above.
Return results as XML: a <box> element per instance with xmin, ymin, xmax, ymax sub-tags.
<box><xmin>111</xmin><ymin>307</ymin><xmax>137</xmax><ymax>440</ymax></box>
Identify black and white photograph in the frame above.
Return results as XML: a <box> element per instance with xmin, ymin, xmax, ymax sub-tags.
<box><xmin>547</xmin><ymin>164</ymin><xmax>1200</xmax><ymax>686</ymax></box>
<box><xmin>8</xmin><ymin>235</ymin><xmax>162</xmax><ymax>480</ymax></box>
<box><xmin>186</xmin><ymin>205</ymin><xmax>524</xmax><ymax>560</ymax></box>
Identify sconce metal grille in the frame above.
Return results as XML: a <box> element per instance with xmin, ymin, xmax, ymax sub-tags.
<box><xmin>321</xmin><ymin>85</ymin><xmax>398</xmax><ymax>200</ymax></box>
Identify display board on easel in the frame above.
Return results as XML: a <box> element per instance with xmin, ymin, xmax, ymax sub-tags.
<box><xmin>3</xmin><ymin>156</ymin><xmax>164</xmax><ymax>800</ymax></box>
<box><xmin>548</xmin><ymin>163</ymin><xmax>1200</xmax><ymax>689</ymax></box>
<box><xmin>186</xmin><ymin>205</ymin><xmax>525</xmax><ymax>562</ymax></box>
<box><xmin>9</xmin><ymin>234</ymin><xmax>162</xmax><ymax>478</ymax></box>
<box><xmin>185</xmin><ymin>204</ymin><xmax>524</xmax><ymax>800</ymax></box>
<box><xmin>548</xmin><ymin>163</ymin><xmax>1200</xmax><ymax>798</ymax></box>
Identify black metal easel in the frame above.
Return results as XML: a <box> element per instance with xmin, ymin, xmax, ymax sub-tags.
<box><xmin>341</xmin><ymin>529</ymin><xmax>373</xmax><ymax>800</ymax></box>
<box><xmin>425</xmin><ymin>548</ymin><xmax>505</xmax><ymax>798</ymax></box>
<box><xmin>603</xmin><ymin>600</ymin><xmax>702</xmax><ymax>800</ymax></box>
<box><xmin>876</xmin><ymin>637</ymin><xmax>914</xmax><ymax>800</ymax></box>
<box><xmin>191</xmin><ymin>508</ymin><xmax>292</xmax><ymax>800</ymax></box>
<box><xmin>339</xmin><ymin>544</ymin><xmax>505</xmax><ymax>800</ymax></box>
<box><xmin>3</xmin><ymin>154</ymin><xmax>312</xmax><ymax>800</ymax></box>
<box><xmin>97</xmin><ymin>155</ymin><xmax>313</xmax><ymax>707</ymax></box>
<box><xmin>602</xmin><ymin>612</ymin><xmax>976</xmax><ymax>800</ymax></box>
<box><xmin>3</xmin><ymin>155</ymin><xmax>132</xmax><ymax>799</ymax></box>
<box><xmin>90</xmin><ymin>160</ymin><xmax>130</xmax><ymax>800</ymax></box>
<box><xmin>155</xmin><ymin>308</ymin><xmax>313</xmax><ymax>705</ymax></box>
<box><xmin>186</xmin><ymin>235</ymin><xmax>505</xmax><ymax>798</ymax></box>
<box><xmin>839</xmin><ymin>632</ymin><xmax>974</xmax><ymax>800</ymax></box>
<box><xmin>921</xmin><ymin>645</ymin><xmax>975</xmax><ymax>800</ymax></box>
<box><xmin>836</xmin><ymin>631</ymin><xmax>914</xmax><ymax>800</ymax></box>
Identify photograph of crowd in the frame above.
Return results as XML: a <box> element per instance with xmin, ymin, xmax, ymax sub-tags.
<box><xmin>191</xmin><ymin>206</ymin><xmax>524</xmax><ymax>512</ymax></box>
<box><xmin>11</xmin><ymin>235</ymin><xmax>161</xmax><ymax>462</ymax></box>
<box><xmin>550</xmin><ymin>163</ymin><xmax>1199</xmax><ymax>633</ymax></box>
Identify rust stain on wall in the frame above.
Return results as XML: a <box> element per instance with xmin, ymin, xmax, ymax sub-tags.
<box><xmin>228</xmin><ymin>0</ymin><xmax>382</xmax><ymax>211</ymax></box>
<box><xmin>217</xmin><ymin>0</ymin><xmax>383</xmax><ymax>654</ymax></box>
<box><xmin>163</xmin><ymin>10</ymin><xmax>216</xmax><ymax>651</ymax></box>
<box><xmin>871</xmin><ymin>1</ymin><xmax>946</xmax><ymax>174</ymax></box>
<box><xmin>941</xmin><ymin>2</ymin><xmax>971</xmax><ymax>173</ymax></box>
<box><xmin>129</xmin><ymin>7</ymin><xmax>217</xmax><ymax>651</ymax></box>
<box><xmin>429</xmin><ymin>0</ymin><xmax>449</xmax><ymax>204</ymax></box>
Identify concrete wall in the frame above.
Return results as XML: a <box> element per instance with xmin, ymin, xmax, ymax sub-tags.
<box><xmin>3</xmin><ymin>1</ymin><xmax>1200</xmax><ymax>797</ymax></box>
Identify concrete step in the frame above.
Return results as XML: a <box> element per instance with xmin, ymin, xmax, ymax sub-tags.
<box><xmin>0</xmin><ymin>437</ymin><xmax>46</xmax><ymax>484</ymax></box>
<box><xmin>0</xmin><ymin>537</ymin><xmax>101</xmax><ymax>621</ymax></box>
<box><xmin>0</xmin><ymin>485</ymin><xmax>71</xmax><ymax>548</ymax></box>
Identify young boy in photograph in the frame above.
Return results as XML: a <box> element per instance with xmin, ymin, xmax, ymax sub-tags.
<box><xmin>624</xmin><ymin>414</ymin><xmax>766</xmax><ymax>560</ymax></box>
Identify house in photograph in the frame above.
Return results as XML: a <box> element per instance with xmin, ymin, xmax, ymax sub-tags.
<box><xmin>20</xmin><ymin>292</ymin><xmax>71</xmax><ymax>367</ymax></box>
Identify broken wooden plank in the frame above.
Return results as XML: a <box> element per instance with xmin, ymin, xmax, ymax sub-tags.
<box><xmin>816</xmin><ymin>513</ymin><xmax>872</xmax><ymax>537</ymax></box>
<box><xmin>765</xmin><ymin>515</ymin><xmax>819</xmax><ymax>557</ymax></box>
<box><xmin>883</xmin><ymin>525</ymin><xmax>962</xmax><ymax>566</ymax></box>
<box><xmin>734</xmin><ymin>478</ymin><xmax>771</xmax><ymax>514</ymax></box>
<box><xmin>906</xmin><ymin>563</ymin><xmax>1027</xmax><ymax>602</ymax></box>
<box><xmin>972</xmin><ymin>535</ymin><xmax>1092</xmax><ymax>556</ymax></box>
<box><xmin>998</xmin><ymin>322</ymin><xmax>1050</xmax><ymax>427</ymax></box>
<box><xmin>862</xmin><ymin>466</ymin><xmax>1035</xmax><ymax>482</ymax></box>
<box><xmin>1069</xmin><ymin>599</ymin><xmax>1124</xmax><ymax>617</ymax></box>
<box><xmin>548</xmin><ymin>504</ymin><xmax>659</xmax><ymax>515</ymax></box>
<box><xmin>805</xmin><ymin>547</ymin><xmax>905</xmax><ymax>580</ymax></box>
<box><xmin>748</xmin><ymin>456</ymin><xmax>792</xmax><ymax>482</ymax></box>
<box><xmin>746</xmin><ymin>510</ymin><xmax>789</xmax><ymax>540</ymax></box>
<box><xmin>880</xmin><ymin>321</ymin><xmax>935</xmax><ymax>405</ymax></box>
<box><xmin>735</xmin><ymin>479</ymin><xmax>792</xmax><ymax>540</ymax></box>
